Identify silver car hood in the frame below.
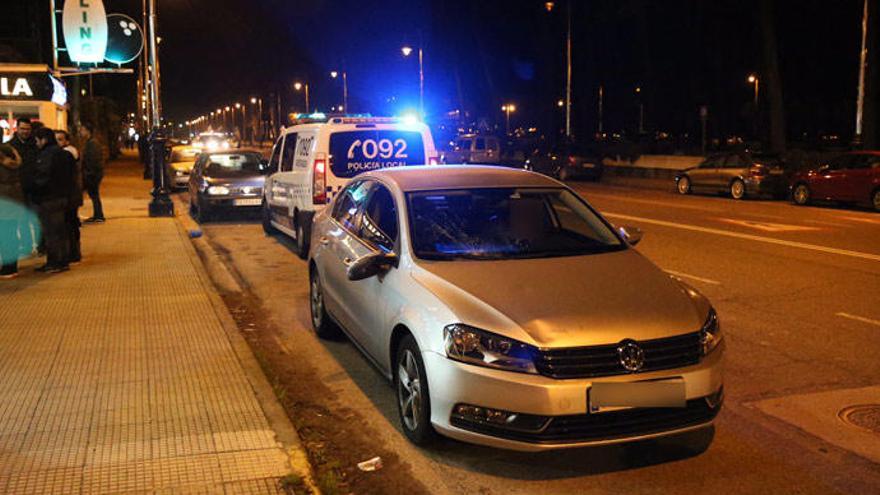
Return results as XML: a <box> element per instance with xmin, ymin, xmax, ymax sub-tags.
<box><xmin>411</xmin><ymin>249</ymin><xmax>709</xmax><ymax>348</ymax></box>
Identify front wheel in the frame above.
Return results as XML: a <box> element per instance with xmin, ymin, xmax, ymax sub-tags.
<box><xmin>792</xmin><ymin>183</ymin><xmax>811</xmax><ymax>206</ymax></box>
<box><xmin>309</xmin><ymin>268</ymin><xmax>341</xmax><ymax>339</ymax></box>
<box><xmin>730</xmin><ymin>179</ymin><xmax>746</xmax><ymax>200</ymax></box>
<box><xmin>395</xmin><ymin>335</ymin><xmax>437</xmax><ymax>446</ymax></box>
<box><xmin>261</xmin><ymin>200</ymin><xmax>277</xmax><ymax>235</ymax></box>
<box><xmin>677</xmin><ymin>176</ymin><xmax>691</xmax><ymax>194</ymax></box>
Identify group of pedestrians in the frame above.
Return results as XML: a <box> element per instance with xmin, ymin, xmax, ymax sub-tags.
<box><xmin>0</xmin><ymin>118</ymin><xmax>105</xmax><ymax>278</ymax></box>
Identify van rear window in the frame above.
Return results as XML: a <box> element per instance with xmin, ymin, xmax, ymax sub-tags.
<box><xmin>329</xmin><ymin>130</ymin><xmax>426</xmax><ymax>178</ymax></box>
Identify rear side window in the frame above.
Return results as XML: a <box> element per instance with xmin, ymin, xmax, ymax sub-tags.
<box><xmin>280</xmin><ymin>133</ymin><xmax>298</xmax><ymax>172</ymax></box>
<box><xmin>268</xmin><ymin>140</ymin><xmax>282</xmax><ymax>172</ymax></box>
<box><xmin>724</xmin><ymin>155</ymin><xmax>747</xmax><ymax>169</ymax></box>
<box><xmin>329</xmin><ymin>130</ymin><xmax>426</xmax><ymax>178</ymax></box>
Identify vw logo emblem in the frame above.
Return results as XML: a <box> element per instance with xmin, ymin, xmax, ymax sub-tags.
<box><xmin>617</xmin><ymin>340</ymin><xmax>645</xmax><ymax>372</ymax></box>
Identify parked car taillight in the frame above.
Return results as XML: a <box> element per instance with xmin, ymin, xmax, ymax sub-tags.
<box><xmin>312</xmin><ymin>153</ymin><xmax>327</xmax><ymax>204</ymax></box>
<box><xmin>568</xmin><ymin>156</ymin><xmax>577</xmax><ymax>164</ymax></box>
<box><xmin>749</xmin><ymin>165</ymin><xmax>766</xmax><ymax>177</ymax></box>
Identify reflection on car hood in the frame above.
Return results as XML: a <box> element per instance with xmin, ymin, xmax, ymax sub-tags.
<box><xmin>412</xmin><ymin>250</ymin><xmax>708</xmax><ymax>348</ymax></box>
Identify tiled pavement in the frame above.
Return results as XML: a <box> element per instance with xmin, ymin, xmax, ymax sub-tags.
<box><xmin>0</xmin><ymin>156</ymin><xmax>303</xmax><ymax>494</ymax></box>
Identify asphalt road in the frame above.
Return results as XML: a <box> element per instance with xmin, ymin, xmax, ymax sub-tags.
<box><xmin>188</xmin><ymin>181</ymin><xmax>880</xmax><ymax>494</ymax></box>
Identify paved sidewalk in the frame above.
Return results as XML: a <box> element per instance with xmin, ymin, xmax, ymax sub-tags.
<box><xmin>0</xmin><ymin>154</ymin><xmax>308</xmax><ymax>494</ymax></box>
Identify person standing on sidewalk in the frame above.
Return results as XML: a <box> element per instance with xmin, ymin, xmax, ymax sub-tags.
<box><xmin>80</xmin><ymin>124</ymin><xmax>105</xmax><ymax>223</ymax></box>
<box><xmin>56</xmin><ymin>130</ymin><xmax>82</xmax><ymax>263</ymax></box>
<box><xmin>8</xmin><ymin>118</ymin><xmax>40</xmax><ymax>254</ymax></box>
<box><xmin>0</xmin><ymin>143</ymin><xmax>24</xmax><ymax>278</ymax></box>
<box><xmin>32</xmin><ymin>128</ymin><xmax>74</xmax><ymax>273</ymax></box>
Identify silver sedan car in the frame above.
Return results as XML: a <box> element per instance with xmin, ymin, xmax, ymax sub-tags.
<box><xmin>308</xmin><ymin>165</ymin><xmax>724</xmax><ymax>451</ymax></box>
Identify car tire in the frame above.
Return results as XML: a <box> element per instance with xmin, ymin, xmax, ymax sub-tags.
<box><xmin>677</xmin><ymin>176</ymin><xmax>691</xmax><ymax>195</ymax></box>
<box><xmin>872</xmin><ymin>188</ymin><xmax>880</xmax><ymax>212</ymax></box>
<box><xmin>395</xmin><ymin>334</ymin><xmax>437</xmax><ymax>446</ymax></box>
<box><xmin>261</xmin><ymin>200</ymin><xmax>277</xmax><ymax>235</ymax></box>
<box><xmin>295</xmin><ymin>213</ymin><xmax>310</xmax><ymax>260</ymax></box>
<box><xmin>309</xmin><ymin>267</ymin><xmax>341</xmax><ymax>339</ymax></box>
<box><xmin>730</xmin><ymin>179</ymin><xmax>746</xmax><ymax>200</ymax></box>
<box><xmin>792</xmin><ymin>183</ymin><xmax>811</xmax><ymax>206</ymax></box>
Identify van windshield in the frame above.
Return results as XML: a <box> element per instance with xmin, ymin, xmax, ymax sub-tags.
<box><xmin>329</xmin><ymin>130</ymin><xmax>426</xmax><ymax>178</ymax></box>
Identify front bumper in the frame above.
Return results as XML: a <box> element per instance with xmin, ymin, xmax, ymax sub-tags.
<box><xmin>200</xmin><ymin>194</ymin><xmax>263</xmax><ymax>209</ymax></box>
<box><xmin>423</xmin><ymin>343</ymin><xmax>724</xmax><ymax>451</ymax></box>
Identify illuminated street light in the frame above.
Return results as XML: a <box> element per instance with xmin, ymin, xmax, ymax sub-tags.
<box><xmin>501</xmin><ymin>103</ymin><xmax>516</xmax><ymax>136</ymax></box>
<box><xmin>401</xmin><ymin>44</ymin><xmax>424</xmax><ymax>116</ymax></box>
<box><xmin>294</xmin><ymin>82</ymin><xmax>310</xmax><ymax>113</ymax></box>
<box><xmin>545</xmin><ymin>2</ymin><xmax>555</xmax><ymax>12</ymax></box>
<box><xmin>557</xmin><ymin>99</ymin><xmax>564</xmax><ymax>108</ymax></box>
<box><xmin>330</xmin><ymin>70</ymin><xmax>349</xmax><ymax>113</ymax></box>
<box><xmin>747</xmin><ymin>73</ymin><xmax>759</xmax><ymax>105</ymax></box>
<box><xmin>401</xmin><ymin>45</ymin><xmax>413</xmax><ymax>57</ymax></box>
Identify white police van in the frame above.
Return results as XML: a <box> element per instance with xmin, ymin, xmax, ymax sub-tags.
<box><xmin>262</xmin><ymin>116</ymin><xmax>438</xmax><ymax>257</ymax></box>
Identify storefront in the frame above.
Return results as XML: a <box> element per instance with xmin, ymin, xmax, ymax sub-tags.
<box><xmin>1</xmin><ymin>64</ymin><xmax>68</xmax><ymax>142</ymax></box>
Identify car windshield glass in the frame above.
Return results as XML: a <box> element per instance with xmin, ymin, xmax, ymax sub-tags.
<box><xmin>407</xmin><ymin>187</ymin><xmax>624</xmax><ymax>260</ymax></box>
<box><xmin>205</xmin><ymin>153</ymin><xmax>262</xmax><ymax>177</ymax></box>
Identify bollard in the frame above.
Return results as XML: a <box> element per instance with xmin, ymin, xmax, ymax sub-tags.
<box><xmin>148</xmin><ymin>129</ymin><xmax>174</xmax><ymax>217</ymax></box>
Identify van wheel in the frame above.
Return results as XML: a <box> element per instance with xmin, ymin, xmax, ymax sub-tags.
<box><xmin>261</xmin><ymin>201</ymin><xmax>277</xmax><ymax>235</ymax></box>
<box><xmin>730</xmin><ymin>179</ymin><xmax>746</xmax><ymax>200</ymax></box>
<box><xmin>792</xmin><ymin>184</ymin><xmax>811</xmax><ymax>206</ymax></box>
<box><xmin>295</xmin><ymin>213</ymin><xmax>310</xmax><ymax>259</ymax></box>
<box><xmin>395</xmin><ymin>335</ymin><xmax>437</xmax><ymax>446</ymax></box>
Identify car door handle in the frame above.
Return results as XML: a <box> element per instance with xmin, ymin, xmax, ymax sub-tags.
<box><xmin>343</xmin><ymin>257</ymin><xmax>353</xmax><ymax>266</ymax></box>
<box><xmin>320</xmin><ymin>236</ymin><xmax>329</xmax><ymax>245</ymax></box>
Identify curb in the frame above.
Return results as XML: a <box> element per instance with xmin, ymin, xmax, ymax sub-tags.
<box><xmin>169</xmin><ymin>194</ymin><xmax>320</xmax><ymax>494</ymax></box>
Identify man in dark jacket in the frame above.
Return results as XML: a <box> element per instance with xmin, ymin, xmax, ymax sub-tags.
<box><xmin>56</xmin><ymin>130</ymin><xmax>82</xmax><ymax>263</ymax></box>
<box><xmin>33</xmin><ymin>127</ymin><xmax>75</xmax><ymax>273</ymax></box>
<box><xmin>80</xmin><ymin>123</ymin><xmax>105</xmax><ymax>223</ymax></box>
<box><xmin>8</xmin><ymin>117</ymin><xmax>40</xmax><ymax>254</ymax></box>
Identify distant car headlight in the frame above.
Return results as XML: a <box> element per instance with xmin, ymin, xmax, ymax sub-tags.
<box><xmin>175</xmin><ymin>170</ymin><xmax>186</xmax><ymax>177</ymax></box>
<box><xmin>207</xmin><ymin>185</ymin><xmax>230</xmax><ymax>196</ymax></box>
<box><xmin>700</xmin><ymin>308</ymin><xmax>722</xmax><ymax>356</ymax></box>
<box><xmin>444</xmin><ymin>324</ymin><xmax>538</xmax><ymax>374</ymax></box>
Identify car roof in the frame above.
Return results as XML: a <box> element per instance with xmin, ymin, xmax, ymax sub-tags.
<box><xmin>361</xmin><ymin>165</ymin><xmax>561</xmax><ymax>192</ymax></box>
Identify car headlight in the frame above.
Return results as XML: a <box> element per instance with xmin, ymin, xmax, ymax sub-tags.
<box><xmin>700</xmin><ymin>308</ymin><xmax>722</xmax><ymax>356</ymax></box>
<box><xmin>207</xmin><ymin>185</ymin><xmax>230</xmax><ymax>196</ymax></box>
<box><xmin>175</xmin><ymin>170</ymin><xmax>186</xmax><ymax>177</ymax></box>
<box><xmin>443</xmin><ymin>324</ymin><xmax>538</xmax><ymax>374</ymax></box>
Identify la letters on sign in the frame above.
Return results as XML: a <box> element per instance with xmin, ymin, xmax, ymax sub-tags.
<box><xmin>0</xmin><ymin>78</ymin><xmax>33</xmax><ymax>97</ymax></box>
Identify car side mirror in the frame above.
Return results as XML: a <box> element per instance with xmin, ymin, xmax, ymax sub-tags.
<box><xmin>347</xmin><ymin>251</ymin><xmax>398</xmax><ymax>281</ymax></box>
<box><xmin>618</xmin><ymin>225</ymin><xmax>643</xmax><ymax>246</ymax></box>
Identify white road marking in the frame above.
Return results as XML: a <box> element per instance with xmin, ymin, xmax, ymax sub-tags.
<box><xmin>836</xmin><ymin>312</ymin><xmax>880</xmax><ymax>327</ymax></box>
<box><xmin>840</xmin><ymin>216</ymin><xmax>880</xmax><ymax>225</ymax></box>
<box><xmin>604</xmin><ymin>212</ymin><xmax>880</xmax><ymax>263</ymax></box>
<box><xmin>664</xmin><ymin>270</ymin><xmax>721</xmax><ymax>285</ymax></box>
<box><xmin>716</xmin><ymin>218</ymin><xmax>820</xmax><ymax>232</ymax></box>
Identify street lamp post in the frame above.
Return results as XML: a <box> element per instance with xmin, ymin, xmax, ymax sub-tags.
<box><xmin>635</xmin><ymin>86</ymin><xmax>645</xmax><ymax>134</ymax></box>
<box><xmin>235</xmin><ymin>102</ymin><xmax>244</xmax><ymax>143</ymax></box>
<box><xmin>854</xmin><ymin>0</ymin><xmax>869</xmax><ymax>145</ymax></box>
<box><xmin>146</xmin><ymin>0</ymin><xmax>173</xmax><ymax>217</ymax></box>
<box><xmin>294</xmin><ymin>82</ymin><xmax>310</xmax><ymax>113</ymax></box>
<box><xmin>330</xmin><ymin>71</ymin><xmax>348</xmax><ymax>113</ymax></box>
<box><xmin>748</xmin><ymin>74</ymin><xmax>759</xmax><ymax>138</ymax></box>
<box><xmin>747</xmin><ymin>74</ymin><xmax>759</xmax><ymax>106</ymax></box>
<box><xmin>402</xmin><ymin>44</ymin><xmax>424</xmax><ymax>117</ymax></box>
<box><xmin>501</xmin><ymin>104</ymin><xmax>516</xmax><ymax>136</ymax></box>
<box><xmin>545</xmin><ymin>1</ymin><xmax>572</xmax><ymax>138</ymax></box>
<box><xmin>251</xmin><ymin>97</ymin><xmax>263</xmax><ymax>143</ymax></box>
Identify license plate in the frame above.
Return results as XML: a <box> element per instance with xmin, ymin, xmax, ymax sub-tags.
<box><xmin>233</xmin><ymin>198</ymin><xmax>261</xmax><ymax>206</ymax></box>
<box><xmin>589</xmin><ymin>379</ymin><xmax>686</xmax><ymax>413</ymax></box>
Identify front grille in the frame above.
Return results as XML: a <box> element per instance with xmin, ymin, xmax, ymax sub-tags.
<box><xmin>535</xmin><ymin>332</ymin><xmax>702</xmax><ymax>379</ymax></box>
<box><xmin>451</xmin><ymin>398</ymin><xmax>718</xmax><ymax>444</ymax></box>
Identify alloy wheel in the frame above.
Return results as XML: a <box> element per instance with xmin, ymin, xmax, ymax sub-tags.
<box><xmin>677</xmin><ymin>176</ymin><xmax>691</xmax><ymax>194</ymax></box>
<box><xmin>397</xmin><ymin>349</ymin><xmax>423</xmax><ymax>432</ymax></box>
<box><xmin>730</xmin><ymin>180</ymin><xmax>745</xmax><ymax>199</ymax></box>
<box><xmin>310</xmin><ymin>273</ymin><xmax>323</xmax><ymax>330</ymax></box>
<box><xmin>793</xmin><ymin>184</ymin><xmax>810</xmax><ymax>205</ymax></box>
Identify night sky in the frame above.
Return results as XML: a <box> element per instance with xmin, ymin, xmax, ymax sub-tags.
<box><xmin>4</xmin><ymin>0</ymin><xmax>874</xmax><ymax>144</ymax></box>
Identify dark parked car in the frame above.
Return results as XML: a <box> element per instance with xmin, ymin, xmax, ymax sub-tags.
<box><xmin>526</xmin><ymin>143</ymin><xmax>603</xmax><ymax>181</ymax></box>
<box><xmin>188</xmin><ymin>149</ymin><xmax>269</xmax><ymax>222</ymax></box>
<box><xmin>675</xmin><ymin>151</ymin><xmax>786</xmax><ymax>199</ymax></box>
<box><xmin>790</xmin><ymin>151</ymin><xmax>880</xmax><ymax>211</ymax></box>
